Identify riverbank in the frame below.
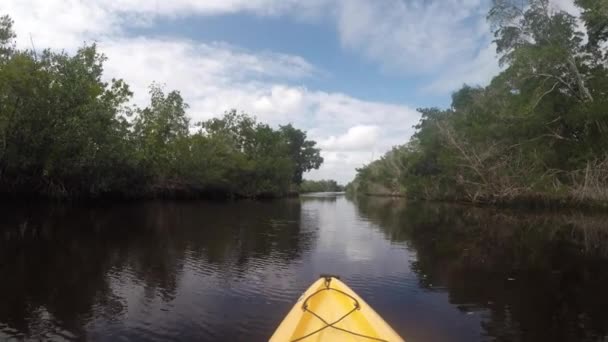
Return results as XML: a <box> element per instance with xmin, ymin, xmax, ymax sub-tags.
<box><xmin>346</xmin><ymin>175</ymin><xmax>608</xmax><ymax>210</ymax></box>
<box><xmin>345</xmin><ymin>2</ymin><xmax>608</xmax><ymax>209</ymax></box>
<box><xmin>0</xmin><ymin>183</ymin><xmax>302</xmax><ymax>201</ymax></box>
<box><xmin>347</xmin><ymin>188</ymin><xmax>608</xmax><ymax>211</ymax></box>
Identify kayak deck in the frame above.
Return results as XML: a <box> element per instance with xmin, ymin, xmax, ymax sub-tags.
<box><xmin>270</xmin><ymin>276</ymin><xmax>404</xmax><ymax>341</ymax></box>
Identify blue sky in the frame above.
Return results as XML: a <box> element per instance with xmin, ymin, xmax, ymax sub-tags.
<box><xmin>4</xmin><ymin>0</ymin><xmax>577</xmax><ymax>183</ymax></box>
<box><xmin>135</xmin><ymin>13</ymin><xmax>445</xmax><ymax>107</ymax></box>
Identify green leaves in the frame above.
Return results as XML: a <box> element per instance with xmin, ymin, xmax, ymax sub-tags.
<box><xmin>279</xmin><ymin>124</ymin><xmax>323</xmax><ymax>185</ymax></box>
<box><xmin>576</xmin><ymin>0</ymin><xmax>608</xmax><ymax>54</ymax></box>
<box><xmin>300</xmin><ymin>179</ymin><xmax>343</xmax><ymax>193</ymax></box>
<box><xmin>350</xmin><ymin>0</ymin><xmax>608</xmax><ymax>205</ymax></box>
<box><xmin>0</xmin><ymin>14</ymin><xmax>322</xmax><ymax>199</ymax></box>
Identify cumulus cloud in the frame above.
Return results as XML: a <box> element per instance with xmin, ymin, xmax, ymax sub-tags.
<box><xmin>550</xmin><ymin>0</ymin><xmax>581</xmax><ymax>16</ymax></box>
<box><xmin>8</xmin><ymin>0</ymin><xmax>582</xmax><ymax>94</ymax></box>
<box><xmin>105</xmin><ymin>0</ymin><xmax>329</xmax><ymax>17</ymax></box>
<box><xmin>336</xmin><ymin>0</ymin><xmax>490</xmax><ymax>73</ymax></box>
<box><xmin>423</xmin><ymin>43</ymin><xmax>503</xmax><ymax>93</ymax></box>
<box><xmin>3</xmin><ymin>0</ymin><xmax>328</xmax><ymax>52</ymax></box>
<box><xmin>7</xmin><ymin>0</ymin><xmax>503</xmax><ymax>94</ymax></box>
<box><xmin>98</xmin><ymin>38</ymin><xmax>317</xmax><ymax>111</ymax></box>
<box><xmin>319</xmin><ymin>125</ymin><xmax>380</xmax><ymax>151</ymax></box>
<box><xmin>5</xmin><ymin>0</ymin><xmax>119</xmax><ymax>50</ymax></box>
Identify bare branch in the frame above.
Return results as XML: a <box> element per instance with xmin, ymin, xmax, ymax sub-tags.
<box><xmin>436</xmin><ymin>121</ymin><xmax>489</xmax><ymax>185</ymax></box>
<box><xmin>532</xmin><ymin>72</ymin><xmax>584</xmax><ymax>102</ymax></box>
<box><xmin>530</xmin><ymin>81</ymin><xmax>559</xmax><ymax>110</ymax></box>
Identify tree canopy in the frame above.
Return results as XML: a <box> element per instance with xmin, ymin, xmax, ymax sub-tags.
<box><xmin>348</xmin><ymin>0</ymin><xmax>608</xmax><ymax>206</ymax></box>
<box><xmin>279</xmin><ymin>124</ymin><xmax>323</xmax><ymax>185</ymax></box>
<box><xmin>299</xmin><ymin>179</ymin><xmax>344</xmax><ymax>193</ymax></box>
<box><xmin>0</xmin><ymin>16</ymin><xmax>323</xmax><ymax>199</ymax></box>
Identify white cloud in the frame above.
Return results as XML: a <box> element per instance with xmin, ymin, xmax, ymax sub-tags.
<box><xmin>319</xmin><ymin>125</ymin><xmax>380</xmax><ymax>151</ymax></box>
<box><xmin>98</xmin><ymin>38</ymin><xmax>317</xmax><ymax>107</ymax></box>
<box><xmin>423</xmin><ymin>43</ymin><xmax>503</xmax><ymax>94</ymax></box>
<box><xmin>10</xmin><ymin>0</ymin><xmax>584</xmax><ymax>97</ymax></box>
<box><xmin>105</xmin><ymin>0</ymin><xmax>327</xmax><ymax>17</ymax></box>
<box><xmin>251</xmin><ymin>85</ymin><xmax>306</xmax><ymax>118</ymax></box>
<box><xmin>7</xmin><ymin>0</ymin><xmax>502</xmax><ymax>90</ymax></box>
<box><xmin>550</xmin><ymin>0</ymin><xmax>581</xmax><ymax>16</ymax></box>
<box><xmin>9</xmin><ymin>0</ymin><xmax>509</xmax><ymax>99</ymax></box>
<box><xmin>3</xmin><ymin>0</ymin><xmax>329</xmax><ymax>51</ymax></box>
<box><xmin>336</xmin><ymin>0</ymin><xmax>488</xmax><ymax>73</ymax></box>
<box><xmin>4</xmin><ymin>0</ymin><xmax>118</xmax><ymax>50</ymax></box>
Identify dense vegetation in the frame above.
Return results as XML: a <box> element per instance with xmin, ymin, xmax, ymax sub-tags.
<box><xmin>0</xmin><ymin>15</ymin><xmax>322</xmax><ymax>199</ymax></box>
<box><xmin>299</xmin><ymin>179</ymin><xmax>344</xmax><ymax>193</ymax></box>
<box><xmin>348</xmin><ymin>0</ymin><xmax>608</xmax><ymax>205</ymax></box>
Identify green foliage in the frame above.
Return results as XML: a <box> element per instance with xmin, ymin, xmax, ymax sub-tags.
<box><xmin>0</xmin><ymin>15</ymin><xmax>323</xmax><ymax>199</ymax></box>
<box><xmin>279</xmin><ymin>124</ymin><xmax>323</xmax><ymax>184</ymax></box>
<box><xmin>349</xmin><ymin>0</ymin><xmax>608</xmax><ymax>205</ymax></box>
<box><xmin>347</xmin><ymin>145</ymin><xmax>412</xmax><ymax>196</ymax></box>
<box><xmin>0</xmin><ymin>43</ymin><xmax>142</xmax><ymax>197</ymax></box>
<box><xmin>576</xmin><ymin>0</ymin><xmax>608</xmax><ymax>53</ymax></box>
<box><xmin>133</xmin><ymin>84</ymin><xmax>190</xmax><ymax>180</ymax></box>
<box><xmin>299</xmin><ymin>179</ymin><xmax>344</xmax><ymax>193</ymax></box>
<box><xmin>197</xmin><ymin>110</ymin><xmax>314</xmax><ymax>196</ymax></box>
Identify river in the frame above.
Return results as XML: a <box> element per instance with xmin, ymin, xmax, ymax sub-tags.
<box><xmin>1</xmin><ymin>195</ymin><xmax>608</xmax><ymax>341</ymax></box>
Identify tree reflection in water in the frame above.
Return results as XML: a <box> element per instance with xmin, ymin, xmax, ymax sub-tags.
<box><xmin>0</xmin><ymin>200</ymin><xmax>311</xmax><ymax>340</ymax></box>
<box><xmin>3</xmin><ymin>197</ymin><xmax>608</xmax><ymax>341</ymax></box>
<box><xmin>354</xmin><ymin>197</ymin><xmax>608</xmax><ymax>342</ymax></box>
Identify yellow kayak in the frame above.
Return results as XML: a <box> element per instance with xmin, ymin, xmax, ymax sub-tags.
<box><xmin>270</xmin><ymin>275</ymin><xmax>404</xmax><ymax>341</ymax></box>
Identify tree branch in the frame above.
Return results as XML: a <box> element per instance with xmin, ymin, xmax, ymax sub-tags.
<box><xmin>530</xmin><ymin>81</ymin><xmax>559</xmax><ymax>110</ymax></box>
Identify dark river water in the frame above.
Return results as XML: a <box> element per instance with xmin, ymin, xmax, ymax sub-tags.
<box><xmin>2</xmin><ymin>195</ymin><xmax>608</xmax><ymax>341</ymax></box>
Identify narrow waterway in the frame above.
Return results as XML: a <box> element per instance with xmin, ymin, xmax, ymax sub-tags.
<box><xmin>1</xmin><ymin>195</ymin><xmax>608</xmax><ymax>341</ymax></box>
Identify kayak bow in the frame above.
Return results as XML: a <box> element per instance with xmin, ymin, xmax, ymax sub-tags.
<box><xmin>270</xmin><ymin>275</ymin><xmax>404</xmax><ymax>341</ymax></box>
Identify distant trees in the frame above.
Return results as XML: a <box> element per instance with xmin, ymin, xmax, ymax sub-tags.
<box><xmin>198</xmin><ymin>110</ymin><xmax>299</xmax><ymax>196</ymax></box>
<box><xmin>0</xmin><ymin>15</ymin><xmax>323</xmax><ymax>199</ymax></box>
<box><xmin>346</xmin><ymin>146</ymin><xmax>411</xmax><ymax>197</ymax></box>
<box><xmin>299</xmin><ymin>179</ymin><xmax>344</xmax><ymax>193</ymax></box>
<box><xmin>348</xmin><ymin>0</ymin><xmax>608</xmax><ymax>205</ymax></box>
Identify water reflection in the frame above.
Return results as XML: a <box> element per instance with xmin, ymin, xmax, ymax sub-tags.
<box><xmin>2</xmin><ymin>197</ymin><xmax>608</xmax><ymax>341</ymax></box>
<box><xmin>0</xmin><ymin>200</ymin><xmax>313</xmax><ymax>341</ymax></box>
<box><xmin>354</xmin><ymin>197</ymin><xmax>608</xmax><ymax>341</ymax></box>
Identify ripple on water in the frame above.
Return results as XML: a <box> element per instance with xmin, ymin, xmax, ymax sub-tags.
<box><xmin>349</xmin><ymin>273</ymin><xmax>420</xmax><ymax>297</ymax></box>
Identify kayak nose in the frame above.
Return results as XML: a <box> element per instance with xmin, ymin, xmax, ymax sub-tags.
<box><xmin>270</xmin><ymin>276</ymin><xmax>404</xmax><ymax>341</ymax></box>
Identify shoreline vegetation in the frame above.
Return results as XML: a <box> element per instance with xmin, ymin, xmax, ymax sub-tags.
<box><xmin>299</xmin><ymin>179</ymin><xmax>345</xmax><ymax>193</ymax></box>
<box><xmin>347</xmin><ymin>0</ymin><xmax>608</xmax><ymax>208</ymax></box>
<box><xmin>0</xmin><ymin>15</ymin><xmax>332</xmax><ymax>200</ymax></box>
